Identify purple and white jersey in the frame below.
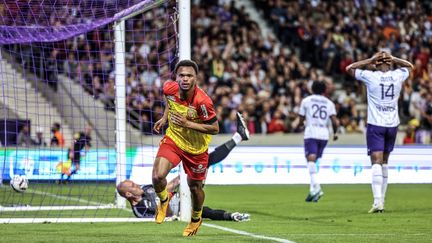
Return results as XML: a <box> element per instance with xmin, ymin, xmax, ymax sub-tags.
<box><xmin>299</xmin><ymin>94</ymin><xmax>336</xmax><ymax>140</ymax></box>
<box><xmin>355</xmin><ymin>68</ymin><xmax>409</xmax><ymax>127</ymax></box>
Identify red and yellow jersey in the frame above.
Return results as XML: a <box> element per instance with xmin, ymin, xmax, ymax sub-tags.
<box><xmin>163</xmin><ymin>81</ymin><xmax>217</xmax><ymax>154</ymax></box>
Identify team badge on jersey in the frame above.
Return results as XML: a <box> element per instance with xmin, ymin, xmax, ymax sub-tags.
<box><xmin>187</xmin><ymin>106</ymin><xmax>198</xmax><ymax>120</ymax></box>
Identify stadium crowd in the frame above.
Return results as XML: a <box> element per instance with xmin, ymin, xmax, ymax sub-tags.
<box><xmin>253</xmin><ymin>0</ymin><xmax>432</xmax><ymax>142</ymax></box>
<box><xmin>3</xmin><ymin>0</ymin><xmax>432</xmax><ymax>144</ymax></box>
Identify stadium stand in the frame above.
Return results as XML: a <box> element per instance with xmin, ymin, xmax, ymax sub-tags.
<box><xmin>2</xmin><ymin>0</ymin><xmax>431</xmax><ymax>144</ymax></box>
<box><xmin>0</xmin><ymin>56</ymin><xmax>73</xmax><ymax>146</ymax></box>
<box><xmin>253</xmin><ymin>0</ymin><xmax>432</xmax><ymax>142</ymax></box>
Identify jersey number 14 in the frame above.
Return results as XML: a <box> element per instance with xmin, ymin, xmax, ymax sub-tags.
<box><xmin>380</xmin><ymin>84</ymin><xmax>394</xmax><ymax>100</ymax></box>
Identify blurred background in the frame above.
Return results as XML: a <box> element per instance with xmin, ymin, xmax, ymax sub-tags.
<box><xmin>1</xmin><ymin>0</ymin><xmax>431</xmax><ymax>148</ymax></box>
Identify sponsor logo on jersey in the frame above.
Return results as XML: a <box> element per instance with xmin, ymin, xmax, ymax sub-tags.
<box><xmin>375</xmin><ymin>104</ymin><xmax>396</xmax><ymax>112</ymax></box>
<box><xmin>191</xmin><ymin>163</ymin><xmax>206</xmax><ymax>174</ymax></box>
<box><xmin>200</xmin><ymin>105</ymin><xmax>208</xmax><ymax>119</ymax></box>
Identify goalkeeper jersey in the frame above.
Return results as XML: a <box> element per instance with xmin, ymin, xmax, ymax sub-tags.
<box><xmin>132</xmin><ymin>185</ymin><xmax>180</xmax><ymax>218</ymax></box>
<box><xmin>132</xmin><ymin>185</ymin><xmax>157</xmax><ymax>218</ymax></box>
<box><xmin>163</xmin><ymin>81</ymin><xmax>217</xmax><ymax>154</ymax></box>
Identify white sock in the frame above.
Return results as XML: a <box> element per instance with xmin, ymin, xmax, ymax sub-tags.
<box><xmin>371</xmin><ymin>164</ymin><xmax>383</xmax><ymax>205</ymax></box>
<box><xmin>308</xmin><ymin>162</ymin><xmax>320</xmax><ymax>193</ymax></box>
<box><xmin>381</xmin><ymin>164</ymin><xmax>388</xmax><ymax>204</ymax></box>
<box><xmin>232</xmin><ymin>133</ymin><xmax>242</xmax><ymax>144</ymax></box>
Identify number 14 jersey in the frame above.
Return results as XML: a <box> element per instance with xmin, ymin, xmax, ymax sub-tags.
<box><xmin>355</xmin><ymin>68</ymin><xmax>409</xmax><ymax>127</ymax></box>
<box><xmin>299</xmin><ymin>94</ymin><xmax>336</xmax><ymax>140</ymax></box>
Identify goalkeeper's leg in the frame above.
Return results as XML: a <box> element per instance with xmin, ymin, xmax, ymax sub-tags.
<box><xmin>202</xmin><ymin>206</ymin><xmax>231</xmax><ymax>220</ymax></box>
<box><xmin>208</xmin><ymin>113</ymin><xmax>250</xmax><ymax>167</ymax></box>
<box><xmin>202</xmin><ymin>206</ymin><xmax>250</xmax><ymax>222</ymax></box>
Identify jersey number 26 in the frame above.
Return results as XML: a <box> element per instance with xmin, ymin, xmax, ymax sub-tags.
<box><xmin>312</xmin><ymin>104</ymin><xmax>327</xmax><ymax>120</ymax></box>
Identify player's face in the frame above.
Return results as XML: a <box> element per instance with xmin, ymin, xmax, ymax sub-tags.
<box><xmin>176</xmin><ymin>66</ymin><xmax>196</xmax><ymax>91</ymax></box>
<box><xmin>125</xmin><ymin>182</ymin><xmax>143</xmax><ymax>199</ymax></box>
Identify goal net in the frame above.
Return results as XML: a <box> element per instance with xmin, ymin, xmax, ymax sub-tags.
<box><xmin>0</xmin><ymin>0</ymin><xmax>178</xmax><ymax>223</ymax></box>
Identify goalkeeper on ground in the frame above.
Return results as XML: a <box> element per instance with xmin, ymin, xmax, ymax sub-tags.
<box><xmin>117</xmin><ymin>113</ymin><xmax>250</xmax><ymax>222</ymax></box>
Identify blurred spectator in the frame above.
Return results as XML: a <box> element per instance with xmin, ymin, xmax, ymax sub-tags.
<box><xmin>223</xmin><ymin>110</ymin><xmax>238</xmax><ymax>134</ymax></box>
<box><xmin>403</xmin><ymin>125</ymin><xmax>416</xmax><ymax>145</ymax></box>
<box><xmin>268</xmin><ymin>110</ymin><xmax>286</xmax><ymax>134</ymax></box>
<box><xmin>409</xmin><ymin>89</ymin><xmax>427</xmax><ymax>120</ymax></box>
<box><xmin>50</xmin><ymin>123</ymin><xmax>65</xmax><ymax>147</ymax></box>
<box><xmin>16</xmin><ymin>124</ymin><xmax>32</xmax><ymax>146</ymax></box>
<box><xmin>33</xmin><ymin>127</ymin><xmax>47</xmax><ymax>146</ymax></box>
<box><xmin>336</xmin><ymin>86</ymin><xmax>358</xmax><ymax>119</ymax></box>
<box><xmin>46</xmin><ymin>49</ymin><xmax>59</xmax><ymax>91</ymax></box>
<box><xmin>101</xmin><ymin>76</ymin><xmax>116</xmax><ymax>110</ymax></box>
<box><xmin>63</xmin><ymin>53</ymin><xmax>78</xmax><ymax>77</ymax></box>
<box><xmin>417</xmin><ymin>92</ymin><xmax>432</xmax><ymax>144</ymax></box>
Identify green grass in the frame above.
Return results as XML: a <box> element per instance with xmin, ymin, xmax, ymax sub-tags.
<box><xmin>1</xmin><ymin>184</ymin><xmax>432</xmax><ymax>242</ymax></box>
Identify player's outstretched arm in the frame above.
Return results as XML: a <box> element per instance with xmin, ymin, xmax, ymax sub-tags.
<box><xmin>296</xmin><ymin>116</ymin><xmax>306</xmax><ymax>130</ymax></box>
<box><xmin>345</xmin><ymin>52</ymin><xmax>383</xmax><ymax>77</ymax></box>
<box><xmin>390</xmin><ymin>55</ymin><xmax>414</xmax><ymax>69</ymax></box>
<box><xmin>390</xmin><ymin>54</ymin><xmax>414</xmax><ymax>80</ymax></box>
<box><xmin>153</xmin><ymin>96</ymin><xmax>169</xmax><ymax>134</ymax></box>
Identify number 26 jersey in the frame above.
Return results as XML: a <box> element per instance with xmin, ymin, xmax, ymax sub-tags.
<box><xmin>299</xmin><ymin>94</ymin><xmax>336</xmax><ymax>140</ymax></box>
<box><xmin>355</xmin><ymin>68</ymin><xmax>409</xmax><ymax>127</ymax></box>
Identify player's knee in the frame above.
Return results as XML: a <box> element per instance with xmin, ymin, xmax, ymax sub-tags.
<box><xmin>151</xmin><ymin>170</ymin><xmax>166</xmax><ymax>184</ymax></box>
<box><xmin>307</xmin><ymin>154</ymin><xmax>317</xmax><ymax>162</ymax></box>
<box><xmin>188</xmin><ymin>183</ymin><xmax>203</xmax><ymax>194</ymax></box>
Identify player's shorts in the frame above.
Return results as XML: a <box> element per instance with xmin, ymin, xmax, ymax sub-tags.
<box><xmin>366</xmin><ymin>124</ymin><xmax>398</xmax><ymax>155</ymax></box>
<box><xmin>156</xmin><ymin>136</ymin><xmax>208</xmax><ymax>181</ymax></box>
<box><xmin>304</xmin><ymin>138</ymin><xmax>328</xmax><ymax>159</ymax></box>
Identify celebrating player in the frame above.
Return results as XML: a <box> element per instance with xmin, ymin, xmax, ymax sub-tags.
<box><xmin>152</xmin><ymin>60</ymin><xmax>219</xmax><ymax>236</ymax></box>
<box><xmin>345</xmin><ymin>51</ymin><xmax>413</xmax><ymax>213</ymax></box>
<box><xmin>297</xmin><ymin>81</ymin><xmax>339</xmax><ymax>202</ymax></box>
<box><xmin>117</xmin><ymin>119</ymin><xmax>250</xmax><ymax>222</ymax></box>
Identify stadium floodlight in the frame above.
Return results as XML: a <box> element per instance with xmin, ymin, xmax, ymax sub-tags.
<box><xmin>0</xmin><ymin>0</ymin><xmax>183</xmax><ymax>223</ymax></box>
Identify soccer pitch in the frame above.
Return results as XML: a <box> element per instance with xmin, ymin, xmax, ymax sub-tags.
<box><xmin>1</xmin><ymin>183</ymin><xmax>431</xmax><ymax>242</ymax></box>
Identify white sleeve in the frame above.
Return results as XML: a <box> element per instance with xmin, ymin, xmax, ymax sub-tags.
<box><xmin>298</xmin><ymin>99</ymin><xmax>306</xmax><ymax>117</ymax></box>
<box><xmin>355</xmin><ymin>69</ymin><xmax>374</xmax><ymax>84</ymax></box>
<box><xmin>396</xmin><ymin>67</ymin><xmax>410</xmax><ymax>82</ymax></box>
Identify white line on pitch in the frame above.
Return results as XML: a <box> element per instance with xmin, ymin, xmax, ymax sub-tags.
<box><xmin>28</xmin><ymin>189</ymin><xmax>137</xmax><ymax>214</ymax></box>
<box><xmin>203</xmin><ymin>223</ymin><xmax>295</xmax><ymax>243</ymax></box>
<box><xmin>28</xmin><ymin>189</ymin><xmax>109</xmax><ymax>206</ymax></box>
<box><xmin>286</xmin><ymin>233</ymin><xmax>427</xmax><ymax>236</ymax></box>
<box><xmin>1</xmin><ymin>218</ymin><xmax>153</xmax><ymax>224</ymax></box>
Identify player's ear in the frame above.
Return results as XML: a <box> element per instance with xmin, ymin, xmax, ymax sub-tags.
<box><xmin>125</xmin><ymin>192</ymin><xmax>132</xmax><ymax>199</ymax></box>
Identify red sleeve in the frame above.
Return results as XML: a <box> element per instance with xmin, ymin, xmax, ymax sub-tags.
<box><xmin>162</xmin><ymin>80</ymin><xmax>178</xmax><ymax>96</ymax></box>
<box><xmin>198</xmin><ymin>95</ymin><xmax>217</xmax><ymax>124</ymax></box>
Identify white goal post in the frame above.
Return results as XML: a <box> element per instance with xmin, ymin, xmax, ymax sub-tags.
<box><xmin>178</xmin><ymin>0</ymin><xmax>192</xmax><ymax>222</ymax></box>
<box><xmin>0</xmin><ymin>0</ymin><xmax>182</xmax><ymax>223</ymax></box>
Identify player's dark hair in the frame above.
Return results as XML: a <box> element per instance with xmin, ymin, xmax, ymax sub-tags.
<box><xmin>174</xmin><ymin>59</ymin><xmax>199</xmax><ymax>75</ymax></box>
<box><xmin>312</xmin><ymin>81</ymin><xmax>326</xmax><ymax>95</ymax></box>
